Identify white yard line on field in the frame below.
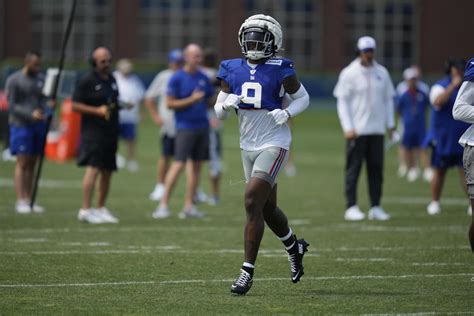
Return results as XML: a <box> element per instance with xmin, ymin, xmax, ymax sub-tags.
<box><xmin>411</xmin><ymin>262</ymin><xmax>467</xmax><ymax>266</ymax></box>
<box><xmin>0</xmin><ymin>272</ymin><xmax>471</xmax><ymax>289</ymax></box>
<box><xmin>384</xmin><ymin>196</ymin><xmax>468</xmax><ymax>206</ymax></box>
<box><xmin>0</xmin><ymin>245</ymin><xmax>469</xmax><ymax>256</ymax></box>
<box><xmin>0</xmin><ymin>178</ymin><xmax>81</xmax><ymax>189</ymax></box>
<box><xmin>12</xmin><ymin>238</ymin><xmax>48</xmax><ymax>243</ymax></box>
<box><xmin>0</xmin><ymin>224</ymin><xmax>468</xmax><ymax>235</ymax></box>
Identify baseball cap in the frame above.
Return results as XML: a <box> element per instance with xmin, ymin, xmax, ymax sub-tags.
<box><xmin>403</xmin><ymin>67</ymin><xmax>419</xmax><ymax>80</ymax></box>
<box><xmin>357</xmin><ymin>36</ymin><xmax>376</xmax><ymax>51</ymax></box>
<box><xmin>168</xmin><ymin>49</ymin><xmax>183</xmax><ymax>63</ymax></box>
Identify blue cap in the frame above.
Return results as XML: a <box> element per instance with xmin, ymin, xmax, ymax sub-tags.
<box><xmin>168</xmin><ymin>49</ymin><xmax>183</xmax><ymax>63</ymax></box>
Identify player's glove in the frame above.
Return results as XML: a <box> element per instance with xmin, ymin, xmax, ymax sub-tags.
<box><xmin>222</xmin><ymin>94</ymin><xmax>242</xmax><ymax>111</ymax></box>
<box><xmin>267</xmin><ymin>109</ymin><xmax>291</xmax><ymax>125</ymax></box>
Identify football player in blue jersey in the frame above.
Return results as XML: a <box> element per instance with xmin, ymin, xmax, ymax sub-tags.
<box><xmin>214</xmin><ymin>14</ymin><xmax>310</xmax><ymax>295</ymax></box>
<box><xmin>427</xmin><ymin>59</ymin><xmax>470</xmax><ymax>216</ymax></box>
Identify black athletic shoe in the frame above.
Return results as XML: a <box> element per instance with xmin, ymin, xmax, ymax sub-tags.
<box><xmin>288</xmin><ymin>238</ymin><xmax>309</xmax><ymax>283</ymax></box>
<box><xmin>230</xmin><ymin>268</ymin><xmax>253</xmax><ymax>295</ymax></box>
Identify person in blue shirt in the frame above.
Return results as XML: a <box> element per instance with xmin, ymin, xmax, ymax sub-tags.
<box><xmin>214</xmin><ymin>14</ymin><xmax>310</xmax><ymax>294</ymax></box>
<box><xmin>153</xmin><ymin>43</ymin><xmax>215</xmax><ymax>219</ymax></box>
<box><xmin>427</xmin><ymin>59</ymin><xmax>470</xmax><ymax>215</ymax></box>
<box><xmin>396</xmin><ymin>67</ymin><xmax>432</xmax><ymax>182</ymax></box>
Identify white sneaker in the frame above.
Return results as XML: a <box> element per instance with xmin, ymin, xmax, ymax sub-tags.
<box><xmin>95</xmin><ymin>207</ymin><xmax>119</xmax><ymax>223</ymax></box>
<box><xmin>207</xmin><ymin>196</ymin><xmax>220</xmax><ymax>206</ymax></box>
<box><xmin>406</xmin><ymin>168</ymin><xmax>420</xmax><ymax>182</ymax></box>
<box><xmin>179</xmin><ymin>206</ymin><xmax>205</xmax><ymax>219</ymax></box>
<box><xmin>427</xmin><ymin>201</ymin><xmax>441</xmax><ymax>215</ymax></box>
<box><xmin>32</xmin><ymin>203</ymin><xmax>45</xmax><ymax>213</ymax></box>
<box><xmin>344</xmin><ymin>205</ymin><xmax>365</xmax><ymax>221</ymax></box>
<box><xmin>149</xmin><ymin>184</ymin><xmax>165</xmax><ymax>201</ymax></box>
<box><xmin>127</xmin><ymin>160</ymin><xmax>139</xmax><ymax>172</ymax></box>
<box><xmin>397</xmin><ymin>165</ymin><xmax>408</xmax><ymax>178</ymax></box>
<box><xmin>116</xmin><ymin>154</ymin><xmax>126</xmax><ymax>169</ymax></box>
<box><xmin>193</xmin><ymin>188</ymin><xmax>208</xmax><ymax>204</ymax></box>
<box><xmin>368</xmin><ymin>206</ymin><xmax>391</xmax><ymax>221</ymax></box>
<box><xmin>468</xmin><ymin>205</ymin><xmax>472</xmax><ymax>216</ymax></box>
<box><xmin>15</xmin><ymin>200</ymin><xmax>31</xmax><ymax>214</ymax></box>
<box><xmin>78</xmin><ymin>208</ymin><xmax>105</xmax><ymax>224</ymax></box>
<box><xmin>423</xmin><ymin>168</ymin><xmax>434</xmax><ymax>182</ymax></box>
<box><xmin>152</xmin><ymin>206</ymin><xmax>171</xmax><ymax>219</ymax></box>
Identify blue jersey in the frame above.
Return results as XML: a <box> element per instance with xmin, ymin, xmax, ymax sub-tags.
<box><xmin>431</xmin><ymin>76</ymin><xmax>469</xmax><ymax>156</ymax></box>
<box><xmin>397</xmin><ymin>88</ymin><xmax>429</xmax><ymax>136</ymax></box>
<box><xmin>167</xmin><ymin>69</ymin><xmax>213</xmax><ymax>130</ymax></box>
<box><xmin>216</xmin><ymin>57</ymin><xmax>296</xmax><ymax>111</ymax></box>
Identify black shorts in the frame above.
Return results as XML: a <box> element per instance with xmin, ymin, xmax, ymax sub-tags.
<box><xmin>162</xmin><ymin>134</ymin><xmax>175</xmax><ymax>157</ymax></box>
<box><xmin>175</xmin><ymin>128</ymin><xmax>209</xmax><ymax>162</ymax></box>
<box><xmin>77</xmin><ymin>138</ymin><xmax>118</xmax><ymax>171</ymax></box>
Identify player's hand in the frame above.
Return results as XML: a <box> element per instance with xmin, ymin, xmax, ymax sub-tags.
<box><xmin>223</xmin><ymin>94</ymin><xmax>242</xmax><ymax>111</ymax></box>
<box><xmin>152</xmin><ymin>114</ymin><xmax>163</xmax><ymax>126</ymax></box>
<box><xmin>451</xmin><ymin>74</ymin><xmax>462</xmax><ymax>88</ymax></box>
<box><xmin>267</xmin><ymin>109</ymin><xmax>290</xmax><ymax>125</ymax></box>
<box><xmin>344</xmin><ymin>130</ymin><xmax>358</xmax><ymax>140</ymax></box>
<box><xmin>97</xmin><ymin>104</ymin><xmax>110</xmax><ymax>120</ymax></box>
<box><xmin>191</xmin><ymin>89</ymin><xmax>205</xmax><ymax>103</ymax></box>
<box><xmin>31</xmin><ymin>109</ymin><xmax>45</xmax><ymax>121</ymax></box>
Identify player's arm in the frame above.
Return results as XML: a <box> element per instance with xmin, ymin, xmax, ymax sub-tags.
<box><xmin>71</xmin><ymin>80</ymin><xmax>108</xmax><ymax>118</ymax></box>
<box><xmin>334</xmin><ymin>72</ymin><xmax>357</xmax><ymax>139</ymax></box>
<box><xmin>144</xmin><ymin>96</ymin><xmax>163</xmax><ymax>125</ymax></box>
<box><xmin>214</xmin><ymin>80</ymin><xmax>242</xmax><ymax>120</ymax></box>
<box><xmin>166</xmin><ymin>90</ymin><xmax>205</xmax><ymax>110</ymax></box>
<box><xmin>72</xmin><ymin>102</ymin><xmax>109</xmax><ymax>119</ymax></box>
<box><xmin>431</xmin><ymin>75</ymin><xmax>462</xmax><ymax>109</ymax></box>
<box><xmin>282</xmin><ymin>75</ymin><xmax>310</xmax><ymax>117</ymax></box>
<box><xmin>267</xmin><ymin>75</ymin><xmax>309</xmax><ymax>125</ymax></box>
<box><xmin>453</xmin><ymin>81</ymin><xmax>474</xmax><ymax>123</ymax></box>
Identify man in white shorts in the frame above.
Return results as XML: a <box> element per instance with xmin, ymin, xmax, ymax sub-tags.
<box><xmin>215</xmin><ymin>14</ymin><xmax>310</xmax><ymax>295</ymax></box>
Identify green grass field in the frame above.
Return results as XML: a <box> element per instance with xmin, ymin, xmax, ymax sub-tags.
<box><xmin>0</xmin><ymin>104</ymin><xmax>473</xmax><ymax>315</ymax></box>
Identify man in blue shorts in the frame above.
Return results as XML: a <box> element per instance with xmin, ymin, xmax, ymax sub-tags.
<box><xmin>427</xmin><ymin>59</ymin><xmax>470</xmax><ymax>215</ymax></box>
<box><xmin>6</xmin><ymin>51</ymin><xmax>47</xmax><ymax>214</ymax></box>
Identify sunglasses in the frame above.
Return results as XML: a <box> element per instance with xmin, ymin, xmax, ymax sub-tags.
<box><xmin>99</xmin><ymin>59</ymin><xmax>112</xmax><ymax>64</ymax></box>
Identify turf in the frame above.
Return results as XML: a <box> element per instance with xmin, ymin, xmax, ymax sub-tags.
<box><xmin>0</xmin><ymin>103</ymin><xmax>472</xmax><ymax>315</ymax></box>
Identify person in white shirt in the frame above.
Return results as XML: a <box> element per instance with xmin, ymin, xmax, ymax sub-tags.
<box><xmin>145</xmin><ymin>49</ymin><xmax>183</xmax><ymax>202</ymax></box>
<box><xmin>333</xmin><ymin>36</ymin><xmax>396</xmax><ymax>221</ymax></box>
<box><xmin>200</xmin><ymin>48</ymin><xmax>223</xmax><ymax>206</ymax></box>
<box><xmin>113</xmin><ymin>59</ymin><xmax>145</xmax><ymax>172</ymax></box>
<box><xmin>452</xmin><ymin>57</ymin><xmax>474</xmax><ymax>251</ymax></box>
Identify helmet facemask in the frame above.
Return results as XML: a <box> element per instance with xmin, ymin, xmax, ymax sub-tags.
<box><xmin>240</xmin><ymin>28</ymin><xmax>275</xmax><ymax>60</ymax></box>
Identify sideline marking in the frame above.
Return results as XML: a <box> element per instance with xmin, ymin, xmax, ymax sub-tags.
<box><xmin>0</xmin><ymin>178</ymin><xmax>81</xmax><ymax>189</ymax></box>
<box><xmin>0</xmin><ymin>273</ymin><xmax>471</xmax><ymax>288</ymax></box>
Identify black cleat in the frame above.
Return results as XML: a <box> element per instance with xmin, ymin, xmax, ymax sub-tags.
<box><xmin>288</xmin><ymin>238</ymin><xmax>309</xmax><ymax>283</ymax></box>
<box><xmin>230</xmin><ymin>268</ymin><xmax>253</xmax><ymax>295</ymax></box>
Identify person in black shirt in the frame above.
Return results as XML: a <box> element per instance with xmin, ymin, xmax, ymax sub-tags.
<box><xmin>72</xmin><ymin>47</ymin><xmax>120</xmax><ymax>224</ymax></box>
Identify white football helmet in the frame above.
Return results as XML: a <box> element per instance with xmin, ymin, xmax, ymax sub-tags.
<box><xmin>238</xmin><ymin>14</ymin><xmax>283</xmax><ymax>60</ymax></box>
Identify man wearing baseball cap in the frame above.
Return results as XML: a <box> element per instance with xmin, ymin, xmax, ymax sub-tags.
<box><xmin>334</xmin><ymin>36</ymin><xmax>396</xmax><ymax>221</ymax></box>
<box><xmin>145</xmin><ymin>49</ymin><xmax>183</xmax><ymax>202</ymax></box>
